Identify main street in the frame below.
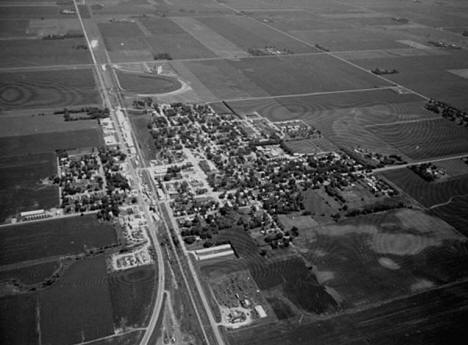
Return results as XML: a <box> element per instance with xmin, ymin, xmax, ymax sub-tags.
<box><xmin>73</xmin><ymin>1</ymin><xmax>165</xmax><ymax>344</ymax></box>
<box><xmin>74</xmin><ymin>1</ymin><xmax>224</xmax><ymax>345</ymax></box>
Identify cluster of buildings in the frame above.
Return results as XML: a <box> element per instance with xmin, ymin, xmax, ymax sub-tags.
<box><xmin>425</xmin><ymin>99</ymin><xmax>468</xmax><ymax>127</ymax></box>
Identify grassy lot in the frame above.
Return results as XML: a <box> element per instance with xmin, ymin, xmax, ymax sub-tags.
<box><xmin>284</xmin><ymin>138</ymin><xmax>336</xmax><ymax>154</ymax></box>
<box><xmin>0</xmin><ymin>69</ymin><xmax>99</xmax><ymax>110</ymax></box>
<box><xmin>0</xmin><ymin>128</ymin><xmax>103</xmax><ymax>157</ymax></box>
<box><xmin>39</xmin><ymin>256</ymin><xmax>114</xmax><ymax>345</ymax></box>
<box><xmin>108</xmin><ymin>265</ymin><xmax>156</xmax><ymax>328</ymax></box>
<box><xmin>381</xmin><ymin>168</ymin><xmax>468</xmax><ymax>208</ymax></box>
<box><xmin>0</xmin><ymin>294</ymin><xmax>38</xmax><ymax>345</ymax></box>
<box><xmin>116</xmin><ymin>70</ymin><xmax>182</xmax><ymax>94</ymax></box>
<box><xmin>367</xmin><ymin>118</ymin><xmax>468</xmax><ymax>160</ymax></box>
<box><xmin>129</xmin><ymin>113</ymin><xmax>156</xmax><ymax>161</ymax></box>
<box><xmin>0</xmin><ymin>261</ymin><xmax>59</xmax><ymax>285</ymax></box>
<box><xmin>0</xmin><ymin>214</ymin><xmax>117</xmax><ymax>266</ymax></box>
<box><xmin>0</xmin><ymin>38</ymin><xmax>91</xmax><ymax>67</ymax></box>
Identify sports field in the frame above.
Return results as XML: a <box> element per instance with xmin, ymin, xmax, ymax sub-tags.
<box><xmin>116</xmin><ymin>70</ymin><xmax>182</xmax><ymax>94</ymax></box>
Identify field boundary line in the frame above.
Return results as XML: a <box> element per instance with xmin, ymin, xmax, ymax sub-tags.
<box><xmin>218</xmin><ymin>1</ymin><xmax>430</xmax><ymax>101</ymax></box>
<box><xmin>0</xmin><ymin>64</ymin><xmax>94</xmax><ymax>73</ymax></box>
<box><xmin>363</xmin><ymin>117</ymin><xmax>441</xmax><ymax>128</ymax></box>
<box><xmin>222</xmin><ymin>86</ymin><xmax>396</xmax><ymax>103</ymax></box>
<box><xmin>70</xmin><ymin>328</ymin><xmax>145</xmax><ymax>345</ymax></box>
<box><xmin>429</xmin><ymin>193</ymin><xmax>468</xmax><ymax>210</ymax></box>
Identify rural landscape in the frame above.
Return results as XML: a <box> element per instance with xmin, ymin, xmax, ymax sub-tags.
<box><xmin>1</xmin><ymin>0</ymin><xmax>468</xmax><ymax>345</ymax></box>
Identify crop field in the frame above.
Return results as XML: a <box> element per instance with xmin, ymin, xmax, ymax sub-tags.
<box><xmin>98</xmin><ymin>22</ymin><xmax>145</xmax><ymax>38</ymax></box>
<box><xmin>368</xmin><ymin>118</ymin><xmax>468</xmax><ymax>160</ymax></box>
<box><xmin>0</xmin><ymin>38</ymin><xmax>91</xmax><ymax>67</ymax></box>
<box><xmin>0</xmin><ymin>128</ymin><xmax>103</xmax><ymax>157</ymax></box>
<box><xmin>108</xmin><ymin>265</ymin><xmax>156</xmax><ymax>328</ymax></box>
<box><xmin>0</xmin><ymin>69</ymin><xmax>99</xmax><ymax>110</ymax></box>
<box><xmin>432</xmin><ymin>195</ymin><xmax>468</xmax><ymax>237</ymax></box>
<box><xmin>0</xmin><ymin>19</ymin><xmax>31</xmax><ymax>38</ymax></box>
<box><xmin>139</xmin><ymin>17</ymin><xmax>186</xmax><ymax>35</ymax></box>
<box><xmin>145</xmin><ymin>33</ymin><xmax>216</xmax><ymax>60</ymax></box>
<box><xmin>227</xmin><ymin>88</ymin><xmax>422</xmax><ymax>120</ymax></box>
<box><xmin>0</xmin><ymin>294</ymin><xmax>38</xmax><ymax>345</ymax></box>
<box><xmin>297</xmin><ymin>209</ymin><xmax>468</xmax><ymax>309</ymax></box>
<box><xmin>229</xmin><ymin>280</ymin><xmax>468</xmax><ymax>345</ymax></box>
<box><xmin>0</xmin><ymin>6</ymin><xmax>66</xmax><ymax>19</ymax></box>
<box><xmin>284</xmin><ymin>137</ymin><xmax>336</xmax><ymax>154</ymax></box>
<box><xmin>0</xmin><ymin>261</ymin><xmax>59</xmax><ymax>285</ymax></box>
<box><xmin>348</xmin><ymin>52</ymin><xmax>468</xmax><ymax>111</ymax></box>
<box><xmin>0</xmin><ymin>114</ymin><xmax>101</xmax><ymax>137</ymax></box>
<box><xmin>228</xmin><ymin>54</ymin><xmax>389</xmax><ymax>97</ymax></box>
<box><xmin>197</xmin><ymin>15</ymin><xmax>318</xmax><ymax>54</ymax></box>
<box><xmin>39</xmin><ymin>256</ymin><xmax>114</xmax><ymax>345</ymax></box>
<box><xmin>0</xmin><ymin>152</ymin><xmax>59</xmax><ymax>222</ymax></box>
<box><xmin>0</xmin><ymin>214</ymin><xmax>117</xmax><ymax>266</ymax></box>
<box><xmin>116</xmin><ymin>70</ymin><xmax>182</xmax><ymax>94</ymax></box>
<box><xmin>381</xmin><ymin>168</ymin><xmax>468</xmax><ymax>209</ymax></box>
<box><xmin>249</xmin><ymin>257</ymin><xmax>338</xmax><ymax>314</ymax></box>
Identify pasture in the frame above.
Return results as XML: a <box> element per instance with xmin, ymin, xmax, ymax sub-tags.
<box><xmin>0</xmin><ymin>152</ymin><xmax>58</xmax><ymax>222</ymax></box>
<box><xmin>0</xmin><ymin>214</ymin><xmax>117</xmax><ymax>266</ymax></box>
<box><xmin>0</xmin><ymin>128</ymin><xmax>103</xmax><ymax>157</ymax></box>
<box><xmin>108</xmin><ymin>265</ymin><xmax>156</xmax><ymax>328</ymax></box>
<box><xmin>39</xmin><ymin>256</ymin><xmax>114</xmax><ymax>345</ymax></box>
<box><xmin>0</xmin><ymin>69</ymin><xmax>99</xmax><ymax>110</ymax></box>
<box><xmin>0</xmin><ymin>38</ymin><xmax>91</xmax><ymax>68</ymax></box>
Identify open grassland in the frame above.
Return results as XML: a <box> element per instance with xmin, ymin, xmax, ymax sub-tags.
<box><xmin>0</xmin><ymin>152</ymin><xmax>58</xmax><ymax>222</ymax></box>
<box><xmin>381</xmin><ymin>169</ymin><xmax>468</xmax><ymax>209</ymax></box>
<box><xmin>229</xmin><ymin>279</ymin><xmax>468</xmax><ymax>345</ymax></box>
<box><xmin>0</xmin><ymin>294</ymin><xmax>38</xmax><ymax>345</ymax></box>
<box><xmin>0</xmin><ymin>38</ymin><xmax>91</xmax><ymax>68</ymax></box>
<box><xmin>0</xmin><ymin>261</ymin><xmax>59</xmax><ymax>285</ymax></box>
<box><xmin>39</xmin><ymin>256</ymin><xmax>114</xmax><ymax>345</ymax></box>
<box><xmin>368</xmin><ymin>119</ymin><xmax>468</xmax><ymax>160</ymax></box>
<box><xmin>108</xmin><ymin>265</ymin><xmax>156</xmax><ymax>328</ymax></box>
<box><xmin>0</xmin><ymin>69</ymin><xmax>99</xmax><ymax>110</ymax></box>
<box><xmin>0</xmin><ymin>214</ymin><xmax>117</xmax><ymax>266</ymax></box>
<box><xmin>197</xmin><ymin>15</ymin><xmax>318</xmax><ymax>54</ymax></box>
<box><xmin>0</xmin><ymin>128</ymin><xmax>103</xmax><ymax>157</ymax></box>
<box><xmin>116</xmin><ymin>70</ymin><xmax>182</xmax><ymax>94</ymax></box>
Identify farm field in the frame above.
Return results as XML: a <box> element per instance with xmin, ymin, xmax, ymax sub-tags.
<box><xmin>39</xmin><ymin>256</ymin><xmax>114</xmax><ymax>345</ymax></box>
<box><xmin>0</xmin><ymin>152</ymin><xmax>59</xmax><ymax>222</ymax></box>
<box><xmin>432</xmin><ymin>195</ymin><xmax>468</xmax><ymax>237</ymax></box>
<box><xmin>228</xmin><ymin>279</ymin><xmax>468</xmax><ymax>345</ymax></box>
<box><xmin>197</xmin><ymin>15</ymin><xmax>318</xmax><ymax>54</ymax></box>
<box><xmin>368</xmin><ymin>118</ymin><xmax>468</xmax><ymax>160</ymax></box>
<box><xmin>0</xmin><ymin>114</ymin><xmax>101</xmax><ymax>137</ymax></box>
<box><xmin>381</xmin><ymin>168</ymin><xmax>468</xmax><ymax>209</ymax></box>
<box><xmin>0</xmin><ymin>261</ymin><xmax>59</xmax><ymax>285</ymax></box>
<box><xmin>0</xmin><ymin>128</ymin><xmax>103</xmax><ymax>157</ymax></box>
<box><xmin>0</xmin><ymin>214</ymin><xmax>117</xmax><ymax>266</ymax></box>
<box><xmin>0</xmin><ymin>19</ymin><xmax>31</xmax><ymax>38</ymax></box>
<box><xmin>0</xmin><ymin>294</ymin><xmax>38</xmax><ymax>345</ymax></box>
<box><xmin>108</xmin><ymin>265</ymin><xmax>157</xmax><ymax>328</ymax></box>
<box><xmin>116</xmin><ymin>70</ymin><xmax>182</xmax><ymax>95</ymax></box>
<box><xmin>0</xmin><ymin>69</ymin><xmax>99</xmax><ymax>110</ymax></box>
<box><xmin>0</xmin><ymin>38</ymin><xmax>91</xmax><ymax>67</ymax></box>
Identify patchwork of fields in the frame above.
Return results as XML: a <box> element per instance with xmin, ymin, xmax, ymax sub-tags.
<box><xmin>2</xmin><ymin>0</ymin><xmax>468</xmax><ymax>344</ymax></box>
